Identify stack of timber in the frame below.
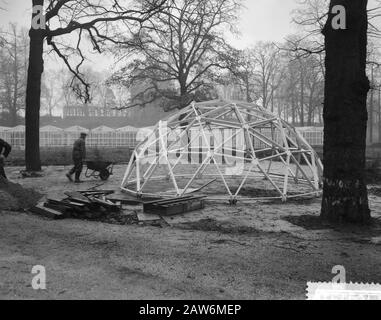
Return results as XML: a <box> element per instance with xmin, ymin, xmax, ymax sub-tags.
<box><xmin>30</xmin><ymin>190</ymin><xmax>121</xmax><ymax>220</ymax></box>
<box><xmin>30</xmin><ymin>190</ymin><xmax>208</xmax><ymax>223</ymax></box>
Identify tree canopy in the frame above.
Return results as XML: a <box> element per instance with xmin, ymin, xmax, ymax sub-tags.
<box><xmin>110</xmin><ymin>0</ymin><xmax>242</xmax><ymax>110</ymax></box>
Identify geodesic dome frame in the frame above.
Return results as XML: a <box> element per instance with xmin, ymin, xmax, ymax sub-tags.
<box><xmin>121</xmin><ymin>100</ymin><xmax>323</xmax><ymax>203</ymax></box>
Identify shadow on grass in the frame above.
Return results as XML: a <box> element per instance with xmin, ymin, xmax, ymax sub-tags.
<box><xmin>283</xmin><ymin>214</ymin><xmax>381</xmax><ymax>236</ymax></box>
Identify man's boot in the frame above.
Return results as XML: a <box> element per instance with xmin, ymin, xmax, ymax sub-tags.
<box><xmin>74</xmin><ymin>172</ymin><xmax>83</xmax><ymax>183</ymax></box>
<box><xmin>66</xmin><ymin>173</ymin><xmax>73</xmax><ymax>182</ymax></box>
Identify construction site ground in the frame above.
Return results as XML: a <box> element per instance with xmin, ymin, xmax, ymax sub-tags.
<box><xmin>1</xmin><ymin>165</ymin><xmax>381</xmax><ymax>300</ymax></box>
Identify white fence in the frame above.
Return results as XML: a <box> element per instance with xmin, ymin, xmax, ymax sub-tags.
<box><xmin>0</xmin><ymin>125</ymin><xmax>325</xmax><ymax>150</ymax></box>
<box><xmin>296</xmin><ymin>127</ymin><xmax>324</xmax><ymax>146</ymax></box>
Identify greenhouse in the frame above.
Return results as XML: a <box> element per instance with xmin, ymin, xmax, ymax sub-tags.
<box><xmin>115</xmin><ymin>126</ymin><xmax>139</xmax><ymax>148</ymax></box>
<box><xmin>88</xmin><ymin>126</ymin><xmax>116</xmax><ymax>147</ymax></box>
<box><xmin>40</xmin><ymin>125</ymin><xmax>65</xmax><ymax>147</ymax></box>
<box><xmin>7</xmin><ymin>125</ymin><xmax>25</xmax><ymax>149</ymax></box>
<box><xmin>0</xmin><ymin>126</ymin><xmax>10</xmax><ymax>141</ymax></box>
<box><xmin>64</xmin><ymin>126</ymin><xmax>90</xmax><ymax>145</ymax></box>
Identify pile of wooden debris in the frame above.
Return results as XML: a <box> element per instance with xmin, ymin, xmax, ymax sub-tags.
<box><xmin>30</xmin><ymin>190</ymin><xmax>123</xmax><ymax>220</ymax></box>
<box><xmin>29</xmin><ymin>187</ymin><xmax>208</xmax><ymax>229</ymax></box>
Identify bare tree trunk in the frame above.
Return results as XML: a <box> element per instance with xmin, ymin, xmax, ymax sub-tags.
<box><xmin>291</xmin><ymin>92</ymin><xmax>296</xmax><ymax>125</ymax></box>
<box><xmin>11</xmin><ymin>27</ymin><xmax>19</xmax><ymax>127</ymax></box>
<box><xmin>318</xmin><ymin>104</ymin><xmax>323</xmax><ymax>125</ymax></box>
<box><xmin>321</xmin><ymin>0</ymin><xmax>371</xmax><ymax>224</ymax></box>
<box><xmin>25</xmin><ymin>0</ymin><xmax>44</xmax><ymax>171</ymax></box>
<box><xmin>368</xmin><ymin>67</ymin><xmax>374</xmax><ymax>144</ymax></box>
<box><xmin>245</xmin><ymin>77</ymin><xmax>251</xmax><ymax>102</ymax></box>
<box><xmin>378</xmin><ymin>87</ymin><xmax>381</xmax><ymax>142</ymax></box>
<box><xmin>307</xmin><ymin>83</ymin><xmax>316</xmax><ymax>126</ymax></box>
<box><xmin>271</xmin><ymin>89</ymin><xmax>274</xmax><ymax>113</ymax></box>
<box><xmin>300</xmin><ymin>65</ymin><xmax>305</xmax><ymax>126</ymax></box>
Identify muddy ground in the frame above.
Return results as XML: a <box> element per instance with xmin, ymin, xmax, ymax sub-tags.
<box><xmin>0</xmin><ymin>165</ymin><xmax>381</xmax><ymax>300</ymax></box>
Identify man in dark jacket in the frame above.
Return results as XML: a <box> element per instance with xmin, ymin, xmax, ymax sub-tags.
<box><xmin>0</xmin><ymin>138</ymin><xmax>12</xmax><ymax>180</ymax></box>
<box><xmin>66</xmin><ymin>132</ymin><xmax>87</xmax><ymax>183</ymax></box>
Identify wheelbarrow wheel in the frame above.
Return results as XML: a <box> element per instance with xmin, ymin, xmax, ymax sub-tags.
<box><xmin>99</xmin><ymin>169</ymin><xmax>110</xmax><ymax>181</ymax></box>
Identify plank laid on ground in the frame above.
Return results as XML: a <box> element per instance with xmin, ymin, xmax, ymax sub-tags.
<box><xmin>30</xmin><ymin>204</ymin><xmax>65</xmax><ymax>220</ymax></box>
<box><xmin>50</xmin><ymin>199</ymin><xmax>89</xmax><ymax>212</ymax></box>
<box><xmin>64</xmin><ymin>191</ymin><xmax>91</xmax><ymax>204</ymax></box>
<box><xmin>160</xmin><ymin>211</ymin><xmax>208</xmax><ymax>226</ymax></box>
<box><xmin>89</xmin><ymin>197</ymin><xmax>120</xmax><ymax>211</ymax></box>
<box><xmin>137</xmin><ymin>212</ymin><xmax>162</xmax><ymax>222</ymax></box>
<box><xmin>106</xmin><ymin>197</ymin><xmax>143</xmax><ymax>206</ymax></box>
<box><xmin>143</xmin><ymin>195</ymin><xmax>198</xmax><ymax>206</ymax></box>
<box><xmin>43</xmin><ymin>202</ymin><xmax>71</xmax><ymax>215</ymax></box>
<box><xmin>79</xmin><ymin>190</ymin><xmax>115</xmax><ymax>197</ymax></box>
<box><xmin>143</xmin><ymin>196</ymin><xmax>206</xmax><ymax>216</ymax></box>
<box><xmin>59</xmin><ymin>199</ymin><xmax>88</xmax><ymax>209</ymax></box>
<box><xmin>66</xmin><ymin>201</ymin><xmax>87</xmax><ymax>207</ymax></box>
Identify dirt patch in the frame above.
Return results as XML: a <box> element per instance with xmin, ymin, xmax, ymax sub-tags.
<box><xmin>229</xmin><ymin>187</ymin><xmax>305</xmax><ymax>199</ymax></box>
<box><xmin>176</xmin><ymin>218</ymin><xmax>270</xmax><ymax>235</ymax></box>
<box><xmin>0</xmin><ymin>177</ymin><xmax>42</xmax><ymax>211</ymax></box>
<box><xmin>69</xmin><ymin>208</ymin><xmax>168</xmax><ymax>228</ymax></box>
<box><xmin>231</xmin><ymin>187</ymin><xmax>282</xmax><ymax>198</ymax></box>
<box><xmin>284</xmin><ymin>214</ymin><xmax>381</xmax><ymax>236</ymax></box>
<box><xmin>73</xmin><ymin>210</ymin><xmax>140</xmax><ymax>226</ymax></box>
<box><xmin>283</xmin><ymin>215</ymin><xmax>331</xmax><ymax>231</ymax></box>
<box><xmin>0</xmin><ymin>190</ymin><xmax>19</xmax><ymax>210</ymax></box>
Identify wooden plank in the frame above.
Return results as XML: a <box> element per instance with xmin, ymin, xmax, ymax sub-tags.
<box><xmin>107</xmin><ymin>197</ymin><xmax>143</xmax><ymax>206</ymax></box>
<box><xmin>47</xmin><ymin>198</ymin><xmax>87</xmax><ymax>209</ymax></box>
<box><xmin>144</xmin><ymin>197</ymin><xmax>205</xmax><ymax>216</ymax></box>
<box><xmin>161</xmin><ymin>210</ymin><xmax>208</xmax><ymax>225</ymax></box>
<box><xmin>79</xmin><ymin>190</ymin><xmax>115</xmax><ymax>196</ymax></box>
<box><xmin>143</xmin><ymin>197</ymin><xmax>205</xmax><ymax>214</ymax></box>
<box><xmin>50</xmin><ymin>199</ymin><xmax>89</xmax><ymax>212</ymax></box>
<box><xmin>43</xmin><ymin>202</ymin><xmax>71</xmax><ymax>215</ymax></box>
<box><xmin>67</xmin><ymin>201</ymin><xmax>87</xmax><ymax>207</ymax></box>
<box><xmin>30</xmin><ymin>204</ymin><xmax>65</xmax><ymax>220</ymax></box>
<box><xmin>144</xmin><ymin>195</ymin><xmax>206</xmax><ymax>206</ymax></box>
<box><xmin>89</xmin><ymin>197</ymin><xmax>120</xmax><ymax>212</ymax></box>
<box><xmin>48</xmin><ymin>198</ymin><xmax>84</xmax><ymax>206</ymax></box>
<box><xmin>64</xmin><ymin>191</ymin><xmax>91</xmax><ymax>204</ymax></box>
<box><xmin>137</xmin><ymin>212</ymin><xmax>161</xmax><ymax>222</ymax></box>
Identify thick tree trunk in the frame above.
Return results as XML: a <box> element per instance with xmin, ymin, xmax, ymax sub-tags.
<box><xmin>321</xmin><ymin>0</ymin><xmax>371</xmax><ymax>224</ymax></box>
<box><xmin>25</xmin><ymin>0</ymin><xmax>44</xmax><ymax>171</ymax></box>
<box><xmin>368</xmin><ymin>67</ymin><xmax>374</xmax><ymax>144</ymax></box>
<box><xmin>179</xmin><ymin>81</ymin><xmax>190</xmax><ymax>109</ymax></box>
<box><xmin>12</xmin><ymin>32</ymin><xmax>19</xmax><ymax>127</ymax></box>
<box><xmin>378</xmin><ymin>88</ymin><xmax>381</xmax><ymax>142</ymax></box>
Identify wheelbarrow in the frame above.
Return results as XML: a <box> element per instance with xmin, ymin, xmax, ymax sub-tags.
<box><xmin>85</xmin><ymin>160</ymin><xmax>114</xmax><ymax>181</ymax></box>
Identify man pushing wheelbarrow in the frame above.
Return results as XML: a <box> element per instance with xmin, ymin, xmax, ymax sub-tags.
<box><xmin>66</xmin><ymin>132</ymin><xmax>87</xmax><ymax>183</ymax></box>
<box><xmin>66</xmin><ymin>132</ymin><xmax>114</xmax><ymax>183</ymax></box>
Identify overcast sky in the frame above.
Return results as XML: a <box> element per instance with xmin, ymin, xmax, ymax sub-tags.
<box><xmin>0</xmin><ymin>0</ymin><xmax>379</xmax><ymax>71</ymax></box>
<box><xmin>0</xmin><ymin>0</ymin><xmax>299</xmax><ymax>70</ymax></box>
<box><xmin>0</xmin><ymin>0</ymin><xmax>297</xmax><ymax>42</ymax></box>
